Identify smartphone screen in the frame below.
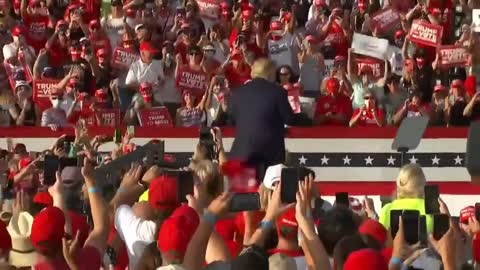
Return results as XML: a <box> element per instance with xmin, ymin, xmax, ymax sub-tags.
<box><xmin>43</xmin><ymin>155</ymin><xmax>59</xmax><ymax>186</ymax></box>
<box><xmin>230</xmin><ymin>192</ymin><xmax>261</xmax><ymax>212</ymax></box>
<box><xmin>335</xmin><ymin>192</ymin><xmax>349</xmax><ymax>207</ymax></box>
<box><xmin>280</xmin><ymin>168</ymin><xmax>300</xmax><ymax>204</ymax></box>
<box><xmin>419</xmin><ymin>215</ymin><xmax>427</xmax><ymax>246</ymax></box>
<box><xmin>177</xmin><ymin>171</ymin><xmax>194</xmax><ymax>203</ymax></box>
<box><xmin>402</xmin><ymin>210</ymin><xmax>420</xmax><ymax>245</ymax></box>
<box><xmin>424</xmin><ymin>185</ymin><xmax>440</xmax><ymax>214</ymax></box>
<box><xmin>433</xmin><ymin>214</ymin><xmax>450</xmax><ymax>240</ymax></box>
<box><xmin>390</xmin><ymin>210</ymin><xmax>403</xmax><ymax>238</ymax></box>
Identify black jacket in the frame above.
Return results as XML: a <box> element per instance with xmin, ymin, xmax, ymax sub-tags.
<box><xmin>229</xmin><ymin>78</ymin><xmax>294</xmax><ymax>166</ymax></box>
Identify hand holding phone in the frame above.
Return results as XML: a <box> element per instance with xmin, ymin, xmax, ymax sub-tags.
<box><xmin>424</xmin><ymin>185</ymin><xmax>440</xmax><ymax>214</ymax></box>
<box><xmin>433</xmin><ymin>214</ymin><xmax>450</xmax><ymax>240</ymax></box>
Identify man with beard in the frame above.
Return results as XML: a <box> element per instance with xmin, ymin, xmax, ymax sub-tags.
<box><xmin>229</xmin><ymin>58</ymin><xmax>294</xmax><ymax>180</ymax></box>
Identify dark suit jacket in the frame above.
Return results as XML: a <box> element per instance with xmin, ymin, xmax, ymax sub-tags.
<box><xmin>229</xmin><ymin>78</ymin><xmax>295</xmax><ymax>166</ymax></box>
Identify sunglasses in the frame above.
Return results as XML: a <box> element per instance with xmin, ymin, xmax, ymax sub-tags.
<box><xmin>190</xmin><ymin>51</ymin><xmax>201</xmax><ymax>56</ymax></box>
<box><xmin>51</xmin><ymin>96</ymin><xmax>62</xmax><ymax>100</ymax></box>
<box><xmin>279</xmin><ymin>72</ymin><xmax>290</xmax><ymax>76</ymax></box>
<box><xmin>364</xmin><ymin>96</ymin><xmax>373</xmax><ymax>100</ymax></box>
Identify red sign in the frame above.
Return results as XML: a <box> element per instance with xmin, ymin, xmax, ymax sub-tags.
<box><xmin>285</xmin><ymin>85</ymin><xmax>301</xmax><ymax>114</ymax></box>
<box><xmin>137</xmin><ymin>107</ymin><xmax>173</xmax><ymax>127</ymax></box>
<box><xmin>176</xmin><ymin>68</ymin><xmax>208</xmax><ymax>97</ymax></box>
<box><xmin>409</xmin><ymin>20</ymin><xmax>443</xmax><ymax>47</ymax></box>
<box><xmin>370</xmin><ymin>8</ymin><xmax>401</xmax><ymax>34</ymax></box>
<box><xmin>197</xmin><ymin>0</ymin><xmax>221</xmax><ymax>20</ymax></box>
<box><xmin>438</xmin><ymin>45</ymin><xmax>470</xmax><ymax>69</ymax></box>
<box><xmin>355</xmin><ymin>55</ymin><xmax>385</xmax><ymax>80</ymax></box>
<box><xmin>33</xmin><ymin>79</ymin><xmax>59</xmax><ymax>110</ymax></box>
<box><xmin>86</xmin><ymin>109</ymin><xmax>121</xmax><ymax>127</ymax></box>
<box><xmin>111</xmin><ymin>47</ymin><xmax>140</xmax><ymax>70</ymax></box>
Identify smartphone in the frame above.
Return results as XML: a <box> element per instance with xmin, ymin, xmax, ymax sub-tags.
<box><xmin>176</xmin><ymin>7</ymin><xmax>185</xmax><ymax>15</ymax></box>
<box><xmin>424</xmin><ymin>185</ymin><xmax>440</xmax><ymax>214</ymax></box>
<box><xmin>127</xmin><ymin>126</ymin><xmax>135</xmax><ymax>137</ymax></box>
<box><xmin>402</xmin><ymin>210</ymin><xmax>420</xmax><ymax>245</ymax></box>
<box><xmin>419</xmin><ymin>215</ymin><xmax>427</xmax><ymax>246</ymax></box>
<box><xmin>43</xmin><ymin>155</ymin><xmax>60</xmax><ymax>186</ymax></box>
<box><xmin>433</xmin><ymin>214</ymin><xmax>450</xmax><ymax>240</ymax></box>
<box><xmin>390</xmin><ymin>210</ymin><xmax>403</xmax><ymax>238</ymax></box>
<box><xmin>114</xmin><ymin>128</ymin><xmax>122</xmax><ymax>144</ymax></box>
<box><xmin>177</xmin><ymin>171</ymin><xmax>194</xmax><ymax>203</ymax></box>
<box><xmin>230</xmin><ymin>192</ymin><xmax>261</xmax><ymax>212</ymax></box>
<box><xmin>335</xmin><ymin>192</ymin><xmax>349</xmax><ymax>208</ymax></box>
<box><xmin>280</xmin><ymin>168</ymin><xmax>300</xmax><ymax>204</ymax></box>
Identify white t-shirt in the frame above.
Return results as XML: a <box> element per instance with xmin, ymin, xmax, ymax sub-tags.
<box><xmin>154</xmin><ymin>73</ymin><xmax>181</xmax><ymax>104</ymax></box>
<box><xmin>125</xmin><ymin>59</ymin><xmax>165</xmax><ymax>92</ymax></box>
<box><xmin>115</xmin><ymin>205</ymin><xmax>158</xmax><ymax>270</ymax></box>
<box><xmin>101</xmin><ymin>16</ymin><xmax>126</xmax><ymax>48</ymax></box>
<box><xmin>3</xmin><ymin>42</ymin><xmax>36</xmax><ymax>65</ymax></box>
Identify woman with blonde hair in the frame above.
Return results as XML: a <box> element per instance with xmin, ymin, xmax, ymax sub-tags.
<box><xmin>379</xmin><ymin>164</ymin><xmax>433</xmax><ymax>232</ymax></box>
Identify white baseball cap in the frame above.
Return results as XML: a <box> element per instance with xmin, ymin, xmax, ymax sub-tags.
<box><xmin>263</xmin><ymin>164</ymin><xmax>286</xmax><ymax>189</ymax></box>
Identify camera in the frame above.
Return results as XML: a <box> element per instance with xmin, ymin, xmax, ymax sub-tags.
<box><xmin>199</xmin><ymin>127</ymin><xmax>217</xmax><ymax>161</ymax></box>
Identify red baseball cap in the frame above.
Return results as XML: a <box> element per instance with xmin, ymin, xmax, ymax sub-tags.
<box><xmin>148</xmin><ymin>175</ymin><xmax>178</xmax><ymax>211</ymax></box>
<box><xmin>275</xmin><ymin>208</ymin><xmax>298</xmax><ymax>240</ymax></box>
<box><xmin>358</xmin><ymin>1</ymin><xmax>367</xmax><ymax>10</ymax></box>
<box><xmin>139</xmin><ymin>41</ymin><xmax>158</xmax><ymax>53</ymax></box>
<box><xmin>314</xmin><ymin>0</ymin><xmax>325</xmax><ymax>6</ymax></box>
<box><xmin>326</xmin><ymin>77</ymin><xmax>340</xmax><ymax>92</ymax></box>
<box><xmin>270</xmin><ymin>21</ymin><xmax>283</xmax><ymax>31</ymax></box>
<box><xmin>29</xmin><ymin>0</ymin><xmax>41</xmax><ymax>7</ymax></box>
<box><xmin>30</xmin><ymin>206</ymin><xmax>65</xmax><ymax>253</ymax></box>
<box><xmin>33</xmin><ymin>192</ymin><xmax>53</xmax><ymax>207</ymax></box>
<box><xmin>11</xmin><ymin>25</ymin><xmax>24</xmax><ymax>37</ymax></box>
<box><xmin>0</xmin><ymin>220</ymin><xmax>12</xmax><ymax>256</ymax></box>
<box><xmin>335</xmin><ymin>55</ymin><xmax>346</xmax><ymax>62</ymax></box>
<box><xmin>344</xmin><ymin>249</ymin><xmax>388</xmax><ymax>270</ymax></box>
<box><xmin>157</xmin><ymin>205</ymin><xmax>199</xmax><ymax>261</ymax></box>
<box><xmin>434</xmin><ymin>84</ymin><xmax>446</xmax><ymax>93</ymax></box>
<box><xmin>451</xmin><ymin>79</ymin><xmax>464</xmax><ymax>88</ymax></box>
<box><xmin>460</xmin><ymin>206</ymin><xmax>475</xmax><ymax>224</ymax></box>
<box><xmin>95</xmin><ymin>88</ymin><xmax>108</xmax><ymax>101</ymax></box>
<box><xmin>89</xmin><ymin>20</ymin><xmax>100</xmax><ymax>29</ymax></box>
<box><xmin>394</xmin><ymin>30</ymin><xmax>405</xmax><ymax>40</ymax></box>
<box><xmin>358</xmin><ymin>219</ymin><xmax>387</xmax><ymax>246</ymax></box>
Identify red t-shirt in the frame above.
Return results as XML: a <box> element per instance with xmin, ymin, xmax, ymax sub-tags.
<box><xmin>351</xmin><ymin>108</ymin><xmax>385</xmax><ymax>127</ymax></box>
<box><xmin>315</xmin><ymin>94</ymin><xmax>353</xmax><ymax>125</ymax></box>
<box><xmin>23</xmin><ymin>14</ymin><xmax>51</xmax><ymax>52</ymax></box>
<box><xmin>224</xmin><ymin>64</ymin><xmax>251</xmax><ymax>89</ymax></box>
<box><xmin>323</xmin><ymin>22</ymin><xmax>348</xmax><ymax>57</ymax></box>
<box><xmin>48</xmin><ymin>42</ymin><xmax>69</xmax><ymax>68</ymax></box>
<box><xmin>229</xmin><ymin>29</ymin><xmax>265</xmax><ymax>58</ymax></box>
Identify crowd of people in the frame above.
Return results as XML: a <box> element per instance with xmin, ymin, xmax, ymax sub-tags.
<box><xmin>0</xmin><ymin>0</ymin><xmax>480</xmax><ymax>268</ymax></box>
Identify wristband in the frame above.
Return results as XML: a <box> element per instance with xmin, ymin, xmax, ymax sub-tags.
<box><xmin>389</xmin><ymin>257</ymin><xmax>403</xmax><ymax>268</ymax></box>
<box><xmin>203</xmin><ymin>211</ymin><xmax>217</xmax><ymax>225</ymax></box>
<box><xmin>260</xmin><ymin>220</ymin><xmax>274</xmax><ymax>231</ymax></box>
<box><xmin>88</xmin><ymin>187</ymin><xmax>98</xmax><ymax>194</ymax></box>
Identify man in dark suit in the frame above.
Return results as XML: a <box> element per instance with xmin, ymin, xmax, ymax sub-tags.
<box><xmin>229</xmin><ymin>58</ymin><xmax>295</xmax><ymax>180</ymax></box>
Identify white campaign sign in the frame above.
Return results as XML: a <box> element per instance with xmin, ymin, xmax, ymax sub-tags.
<box><xmin>352</xmin><ymin>33</ymin><xmax>389</xmax><ymax>60</ymax></box>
